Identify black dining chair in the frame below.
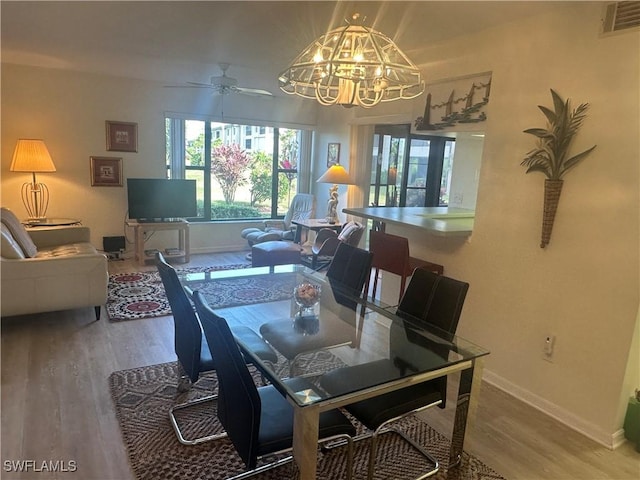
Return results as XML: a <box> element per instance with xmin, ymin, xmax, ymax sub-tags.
<box><xmin>320</xmin><ymin>267</ymin><xmax>469</xmax><ymax>480</ymax></box>
<box><xmin>259</xmin><ymin>242</ymin><xmax>373</xmax><ymax>376</ymax></box>
<box><xmin>155</xmin><ymin>252</ymin><xmax>278</xmax><ymax>445</ymax></box>
<box><xmin>192</xmin><ymin>290</ymin><xmax>355</xmax><ymax>480</ymax></box>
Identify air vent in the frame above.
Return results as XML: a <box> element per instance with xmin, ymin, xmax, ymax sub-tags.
<box><xmin>602</xmin><ymin>1</ymin><xmax>640</xmax><ymax>33</ymax></box>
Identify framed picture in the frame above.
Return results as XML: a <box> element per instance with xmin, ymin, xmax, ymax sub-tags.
<box><xmin>327</xmin><ymin>142</ymin><xmax>340</xmax><ymax>167</ymax></box>
<box><xmin>90</xmin><ymin>156</ymin><xmax>122</xmax><ymax>187</ymax></box>
<box><xmin>106</xmin><ymin>120</ymin><xmax>138</xmax><ymax>152</ymax></box>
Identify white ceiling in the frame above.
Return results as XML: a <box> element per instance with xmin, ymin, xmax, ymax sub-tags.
<box><xmin>1</xmin><ymin>1</ymin><xmax>573</xmax><ymax>96</ymax></box>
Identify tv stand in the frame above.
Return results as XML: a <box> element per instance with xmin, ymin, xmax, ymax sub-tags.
<box><xmin>126</xmin><ymin>219</ymin><xmax>190</xmax><ymax>265</ymax></box>
<box><xmin>137</xmin><ymin>218</ymin><xmax>185</xmax><ymax>223</ymax></box>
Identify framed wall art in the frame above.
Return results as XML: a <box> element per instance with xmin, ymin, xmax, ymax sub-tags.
<box><xmin>90</xmin><ymin>156</ymin><xmax>122</xmax><ymax>187</ymax></box>
<box><xmin>106</xmin><ymin>120</ymin><xmax>138</xmax><ymax>152</ymax></box>
<box><xmin>327</xmin><ymin>142</ymin><xmax>340</xmax><ymax>167</ymax></box>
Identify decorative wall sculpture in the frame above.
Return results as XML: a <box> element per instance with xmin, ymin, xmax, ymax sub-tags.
<box><xmin>521</xmin><ymin>89</ymin><xmax>596</xmax><ymax>248</ymax></box>
<box><xmin>415</xmin><ymin>77</ymin><xmax>491</xmax><ymax>131</ymax></box>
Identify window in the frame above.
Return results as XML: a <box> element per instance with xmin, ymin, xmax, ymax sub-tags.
<box><xmin>166</xmin><ymin>117</ymin><xmax>304</xmax><ymax>221</ymax></box>
<box><xmin>370</xmin><ymin>125</ymin><xmax>455</xmax><ymax>207</ymax></box>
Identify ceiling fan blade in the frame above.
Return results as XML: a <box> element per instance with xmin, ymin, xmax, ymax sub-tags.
<box><xmin>163</xmin><ymin>82</ymin><xmax>214</xmax><ymax>89</ymax></box>
<box><xmin>235</xmin><ymin>87</ymin><xmax>273</xmax><ymax>97</ymax></box>
<box><xmin>186</xmin><ymin>81</ymin><xmax>216</xmax><ymax>88</ymax></box>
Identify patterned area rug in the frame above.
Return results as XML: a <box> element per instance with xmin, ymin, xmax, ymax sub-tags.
<box><xmin>106</xmin><ymin>264</ymin><xmax>296</xmax><ymax>321</ymax></box>
<box><xmin>109</xmin><ymin>360</ymin><xmax>506</xmax><ymax>480</ymax></box>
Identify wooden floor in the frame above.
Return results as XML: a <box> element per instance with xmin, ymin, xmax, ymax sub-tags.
<box><xmin>1</xmin><ymin>252</ymin><xmax>638</xmax><ymax>480</ymax></box>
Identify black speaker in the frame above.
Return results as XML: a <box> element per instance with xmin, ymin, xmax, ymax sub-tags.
<box><xmin>103</xmin><ymin>236</ymin><xmax>125</xmax><ymax>253</ymax></box>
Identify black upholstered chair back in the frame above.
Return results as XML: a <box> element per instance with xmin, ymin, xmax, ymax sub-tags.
<box><xmin>396</xmin><ymin>267</ymin><xmax>441</xmax><ymax>321</ymax></box>
<box><xmin>156</xmin><ymin>252</ymin><xmax>204</xmax><ymax>384</ymax></box>
<box><xmin>424</xmin><ymin>274</ymin><xmax>469</xmax><ymax>334</ymax></box>
<box><xmin>397</xmin><ymin>267</ymin><xmax>469</xmax><ymax>335</ymax></box>
<box><xmin>326</xmin><ymin>242</ymin><xmax>373</xmax><ymax>309</ymax></box>
<box><xmin>192</xmin><ymin>291</ymin><xmax>262</xmax><ymax>469</ymax></box>
<box><xmin>395</xmin><ymin>267</ymin><xmax>469</xmax><ymax>408</ymax></box>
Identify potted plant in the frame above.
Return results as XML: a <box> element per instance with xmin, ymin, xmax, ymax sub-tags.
<box><xmin>521</xmin><ymin>89</ymin><xmax>596</xmax><ymax>248</ymax></box>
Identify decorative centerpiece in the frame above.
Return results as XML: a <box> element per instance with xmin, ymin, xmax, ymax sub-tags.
<box><xmin>293</xmin><ymin>283</ymin><xmax>321</xmax><ymax>334</ymax></box>
<box><xmin>293</xmin><ymin>283</ymin><xmax>321</xmax><ymax>314</ymax></box>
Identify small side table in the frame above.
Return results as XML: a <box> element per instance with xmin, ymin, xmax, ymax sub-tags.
<box><xmin>291</xmin><ymin>219</ymin><xmax>343</xmax><ymax>244</ymax></box>
<box><xmin>23</xmin><ymin>218</ymin><xmax>82</xmax><ymax>227</ymax></box>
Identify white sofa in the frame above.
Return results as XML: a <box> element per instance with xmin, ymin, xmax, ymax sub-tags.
<box><xmin>1</xmin><ymin>208</ymin><xmax>108</xmax><ymax>319</ymax></box>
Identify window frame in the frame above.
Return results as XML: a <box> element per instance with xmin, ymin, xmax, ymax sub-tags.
<box><xmin>166</xmin><ymin>116</ymin><xmax>309</xmax><ymax>222</ymax></box>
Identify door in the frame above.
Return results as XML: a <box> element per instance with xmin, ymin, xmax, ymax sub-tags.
<box><xmin>369</xmin><ymin>125</ymin><xmax>455</xmax><ymax>208</ymax></box>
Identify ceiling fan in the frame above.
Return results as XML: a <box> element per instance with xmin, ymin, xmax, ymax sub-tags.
<box><xmin>167</xmin><ymin>63</ymin><xmax>273</xmax><ymax>97</ymax></box>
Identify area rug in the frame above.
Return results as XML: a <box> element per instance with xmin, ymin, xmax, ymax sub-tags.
<box><xmin>109</xmin><ymin>360</ymin><xmax>506</xmax><ymax>480</ymax></box>
<box><xmin>106</xmin><ymin>264</ymin><xmax>296</xmax><ymax>321</ymax></box>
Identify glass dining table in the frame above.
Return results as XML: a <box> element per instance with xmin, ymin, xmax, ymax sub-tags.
<box><xmin>179</xmin><ymin>264</ymin><xmax>490</xmax><ymax>480</ymax></box>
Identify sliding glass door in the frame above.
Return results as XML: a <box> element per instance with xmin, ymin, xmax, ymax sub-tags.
<box><xmin>370</xmin><ymin>125</ymin><xmax>455</xmax><ymax>208</ymax></box>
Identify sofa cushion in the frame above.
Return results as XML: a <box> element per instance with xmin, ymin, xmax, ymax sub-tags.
<box><xmin>35</xmin><ymin>242</ymin><xmax>98</xmax><ymax>258</ymax></box>
<box><xmin>1</xmin><ymin>224</ymin><xmax>26</xmax><ymax>259</ymax></box>
<box><xmin>0</xmin><ymin>207</ymin><xmax>37</xmax><ymax>258</ymax></box>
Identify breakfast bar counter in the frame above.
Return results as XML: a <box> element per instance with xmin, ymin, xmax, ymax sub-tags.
<box><xmin>342</xmin><ymin>206</ymin><xmax>475</xmax><ymax>237</ymax></box>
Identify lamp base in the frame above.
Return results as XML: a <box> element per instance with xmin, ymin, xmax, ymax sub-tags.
<box><xmin>20</xmin><ymin>182</ymin><xmax>50</xmax><ymax>220</ymax></box>
<box><xmin>326</xmin><ymin>184</ymin><xmax>339</xmax><ymax>225</ymax></box>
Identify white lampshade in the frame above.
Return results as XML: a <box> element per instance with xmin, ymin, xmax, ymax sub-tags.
<box><xmin>10</xmin><ymin>139</ymin><xmax>56</xmax><ymax>173</ymax></box>
<box><xmin>10</xmin><ymin>139</ymin><xmax>56</xmax><ymax>220</ymax></box>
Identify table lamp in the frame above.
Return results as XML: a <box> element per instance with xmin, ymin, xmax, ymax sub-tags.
<box><xmin>316</xmin><ymin>163</ymin><xmax>353</xmax><ymax>224</ymax></box>
<box><xmin>10</xmin><ymin>139</ymin><xmax>57</xmax><ymax>220</ymax></box>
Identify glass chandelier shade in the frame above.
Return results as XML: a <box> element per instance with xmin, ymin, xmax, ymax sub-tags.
<box><xmin>279</xmin><ymin>14</ymin><xmax>424</xmax><ymax>108</ymax></box>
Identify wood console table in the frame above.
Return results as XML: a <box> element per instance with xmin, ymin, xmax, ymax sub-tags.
<box><xmin>126</xmin><ymin>219</ymin><xmax>190</xmax><ymax>265</ymax></box>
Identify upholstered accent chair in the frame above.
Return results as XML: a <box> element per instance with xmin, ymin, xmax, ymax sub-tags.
<box><xmin>240</xmin><ymin>193</ymin><xmax>315</xmax><ymax>246</ymax></box>
<box><xmin>0</xmin><ymin>207</ymin><xmax>107</xmax><ymax>319</ymax></box>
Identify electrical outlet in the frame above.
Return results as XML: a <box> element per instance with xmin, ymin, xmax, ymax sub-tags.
<box><xmin>543</xmin><ymin>335</ymin><xmax>556</xmax><ymax>362</ymax></box>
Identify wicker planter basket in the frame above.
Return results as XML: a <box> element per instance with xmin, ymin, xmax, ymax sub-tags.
<box><xmin>541</xmin><ymin>179</ymin><xmax>563</xmax><ymax>248</ymax></box>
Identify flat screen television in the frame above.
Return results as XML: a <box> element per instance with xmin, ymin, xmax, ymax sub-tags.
<box><xmin>127</xmin><ymin>178</ymin><xmax>197</xmax><ymax>221</ymax></box>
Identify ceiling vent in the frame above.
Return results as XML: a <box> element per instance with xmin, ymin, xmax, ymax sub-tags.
<box><xmin>602</xmin><ymin>1</ymin><xmax>640</xmax><ymax>33</ymax></box>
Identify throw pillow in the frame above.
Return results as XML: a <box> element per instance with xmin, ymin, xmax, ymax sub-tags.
<box><xmin>0</xmin><ymin>224</ymin><xmax>26</xmax><ymax>259</ymax></box>
<box><xmin>337</xmin><ymin>221</ymin><xmax>359</xmax><ymax>242</ymax></box>
<box><xmin>0</xmin><ymin>207</ymin><xmax>38</xmax><ymax>258</ymax></box>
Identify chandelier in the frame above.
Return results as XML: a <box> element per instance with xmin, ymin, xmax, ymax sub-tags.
<box><xmin>278</xmin><ymin>14</ymin><xmax>424</xmax><ymax>108</ymax></box>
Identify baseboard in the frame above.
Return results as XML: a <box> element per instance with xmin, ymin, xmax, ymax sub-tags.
<box><xmin>483</xmin><ymin>369</ymin><xmax>620</xmax><ymax>449</ymax></box>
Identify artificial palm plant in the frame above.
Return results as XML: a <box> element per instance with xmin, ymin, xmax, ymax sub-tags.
<box><xmin>521</xmin><ymin>89</ymin><xmax>596</xmax><ymax>248</ymax></box>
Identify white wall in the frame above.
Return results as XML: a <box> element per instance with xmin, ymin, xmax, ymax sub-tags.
<box><xmin>0</xmin><ymin>65</ymin><xmax>317</xmax><ymax>253</ymax></box>
<box><xmin>449</xmin><ymin>133</ymin><xmax>483</xmax><ymax>209</ymax></box>
<box><xmin>343</xmin><ymin>2</ymin><xmax>639</xmax><ymax>446</ymax></box>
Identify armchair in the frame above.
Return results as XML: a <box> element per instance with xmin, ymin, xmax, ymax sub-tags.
<box><xmin>240</xmin><ymin>193</ymin><xmax>315</xmax><ymax>246</ymax></box>
<box><xmin>307</xmin><ymin>220</ymin><xmax>364</xmax><ymax>270</ymax></box>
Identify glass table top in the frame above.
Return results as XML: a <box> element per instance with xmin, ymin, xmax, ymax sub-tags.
<box><xmin>179</xmin><ymin>264</ymin><xmax>490</xmax><ymax>407</ymax></box>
